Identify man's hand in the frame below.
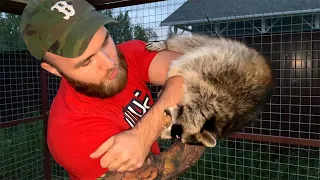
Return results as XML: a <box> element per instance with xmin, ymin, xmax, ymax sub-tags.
<box><xmin>90</xmin><ymin>128</ymin><xmax>151</xmax><ymax>173</ymax></box>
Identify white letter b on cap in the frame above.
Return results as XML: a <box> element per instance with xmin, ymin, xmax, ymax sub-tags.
<box><xmin>51</xmin><ymin>1</ymin><xmax>75</xmax><ymax>20</ymax></box>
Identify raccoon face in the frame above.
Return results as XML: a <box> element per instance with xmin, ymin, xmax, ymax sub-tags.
<box><xmin>160</xmin><ymin>110</ymin><xmax>218</xmax><ymax>147</ymax></box>
<box><xmin>162</xmin><ymin>122</ymin><xmax>217</xmax><ymax>147</ymax></box>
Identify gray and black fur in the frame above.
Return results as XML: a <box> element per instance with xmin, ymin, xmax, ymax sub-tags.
<box><xmin>145</xmin><ymin>34</ymin><xmax>274</xmax><ymax>147</ymax></box>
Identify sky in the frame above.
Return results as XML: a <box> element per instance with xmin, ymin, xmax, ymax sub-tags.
<box><xmin>110</xmin><ymin>0</ymin><xmax>187</xmax><ymax>40</ymax></box>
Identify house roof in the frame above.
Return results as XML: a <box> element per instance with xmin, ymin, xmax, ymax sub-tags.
<box><xmin>0</xmin><ymin>0</ymin><xmax>165</xmax><ymax>15</ymax></box>
<box><xmin>160</xmin><ymin>0</ymin><xmax>320</xmax><ymax>26</ymax></box>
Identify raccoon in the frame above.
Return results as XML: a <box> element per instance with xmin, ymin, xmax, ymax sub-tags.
<box><xmin>145</xmin><ymin>34</ymin><xmax>274</xmax><ymax>147</ymax></box>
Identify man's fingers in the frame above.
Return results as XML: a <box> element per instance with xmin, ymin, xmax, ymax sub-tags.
<box><xmin>116</xmin><ymin>159</ymin><xmax>143</xmax><ymax>173</ymax></box>
<box><xmin>126</xmin><ymin>167</ymin><xmax>136</xmax><ymax>172</ymax></box>
<box><xmin>108</xmin><ymin>159</ymin><xmax>129</xmax><ymax>172</ymax></box>
<box><xmin>90</xmin><ymin>136</ymin><xmax>115</xmax><ymax>158</ymax></box>
<box><xmin>116</xmin><ymin>162</ymin><xmax>133</xmax><ymax>173</ymax></box>
<box><xmin>99</xmin><ymin>147</ymin><xmax>118</xmax><ymax>168</ymax></box>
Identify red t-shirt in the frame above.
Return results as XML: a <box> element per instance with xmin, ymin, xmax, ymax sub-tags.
<box><xmin>47</xmin><ymin>40</ymin><xmax>160</xmax><ymax>180</ymax></box>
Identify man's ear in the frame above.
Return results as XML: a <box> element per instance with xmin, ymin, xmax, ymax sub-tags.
<box><xmin>40</xmin><ymin>62</ymin><xmax>62</xmax><ymax>77</ymax></box>
<box><xmin>198</xmin><ymin>130</ymin><xmax>217</xmax><ymax>147</ymax></box>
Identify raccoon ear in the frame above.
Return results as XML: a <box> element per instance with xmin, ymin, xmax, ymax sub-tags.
<box><xmin>199</xmin><ymin>130</ymin><xmax>217</xmax><ymax>147</ymax></box>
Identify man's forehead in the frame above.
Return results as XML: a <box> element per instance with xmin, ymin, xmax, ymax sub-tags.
<box><xmin>78</xmin><ymin>27</ymin><xmax>109</xmax><ymax>58</ymax></box>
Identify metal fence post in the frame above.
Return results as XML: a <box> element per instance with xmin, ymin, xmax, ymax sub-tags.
<box><xmin>40</xmin><ymin>67</ymin><xmax>51</xmax><ymax>180</ymax></box>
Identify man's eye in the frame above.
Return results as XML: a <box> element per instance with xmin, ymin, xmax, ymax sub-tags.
<box><xmin>103</xmin><ymin>41</ymin><xmax>108</xmax><ymax>48</ymax></box>
<box><xmin>82</xmin><ymin>59</ymin><xmax>91</xmax><ymax>66</ymax></box>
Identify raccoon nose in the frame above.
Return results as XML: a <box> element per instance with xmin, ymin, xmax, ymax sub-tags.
<box><xmin>171</xmin><ymin>124</ymin><xmax>183</xmax><ymax>139</ymax></box>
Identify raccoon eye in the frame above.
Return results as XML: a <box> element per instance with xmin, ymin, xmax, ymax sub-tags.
<box><xmin>201</xmin><ymin>116</ymin><xmax>216</xmax><ymax>132</ymax></box>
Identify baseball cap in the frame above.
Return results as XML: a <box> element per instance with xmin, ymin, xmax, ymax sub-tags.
<box><xmin>20</xmin><ymin>0</ymin><xmax>117</xmax><ymax>60</ymax></box>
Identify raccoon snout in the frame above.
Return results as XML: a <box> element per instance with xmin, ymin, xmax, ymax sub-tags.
<box><xmin>171</xmin><ymin>124</ymin><xmax>183</xmax><ymax>140</ymax></box>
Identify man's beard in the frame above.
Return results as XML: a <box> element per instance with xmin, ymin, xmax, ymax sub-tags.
<box><xmin>62</xmin><ymin>47</ymin><xmax>128</xmax><ymax>99</ymax></box>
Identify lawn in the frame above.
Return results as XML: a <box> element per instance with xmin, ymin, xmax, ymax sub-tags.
<box><xmin>1</xmin><ymin>121</ymin><xmax>319</xmax><ymax>180</ymax></box>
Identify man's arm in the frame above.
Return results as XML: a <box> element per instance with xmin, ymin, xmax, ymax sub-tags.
<box><xmin>94</xmin><ymin>75</ymin><xmax>206</xmax><ymax>179</ymax></box>
<box><xmin>100</xmin><ymin>141</ymin><xmax>206</xmax><ymax>180</ymax></box>
<box><xmin>91</xmin><ymin>50</ymin><xmax>204</xmax><ymax>174</ymax></box>
<box><xmin>108</xmin><ymin>73</ymin><xmax>207</xmax><ymax>179</ymax></box>
<box><xmin>135</xmin><ymin>73</ymin><xmax>185</xmax><ymax>148</ymax></box>
<box><xmin>147</xmin><ymin>50</ymin><xmax>182</xmax><ymax>86</ymax></box>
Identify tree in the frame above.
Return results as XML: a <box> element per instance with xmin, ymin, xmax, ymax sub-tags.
<box><xmin>103</xmin><ymin>10</ymin><xmax>133</xmax><ymax>44</ymax></box>
<box><xmin>0</xmin><ymin>13</ymin><xmax>26</xmax><ymax>51</ymax></box>
<box><xmin>0</xmin><ymin>10</ymin><xmax>158</xmax><ymax>51</ymax></box>
<box><xmin>101</xmin><ymin>10</ymin><xmax>158</xmax><ymax>43</ymax></box>
<box><xmin>134</xmin><ymin>25</ymin><xmax>158</xmax><ymax>42</ymax></box>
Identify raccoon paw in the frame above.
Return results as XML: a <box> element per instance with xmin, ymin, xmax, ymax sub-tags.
<box><xmin>145</xmin><ymin>41</ymin><xmax>167</xmax><ymax>51</ymax></box>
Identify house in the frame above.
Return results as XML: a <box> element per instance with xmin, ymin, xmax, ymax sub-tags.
<box><xmin>160</xmin><ymin>0</ymin><xmax>320</xmax><ymax>36</ymax></box>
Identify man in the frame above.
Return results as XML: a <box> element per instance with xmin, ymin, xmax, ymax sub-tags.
<box><xmin>20</xmin><ymin>0</ymin><xmax>206</xmax><ymax>179</ymax></box>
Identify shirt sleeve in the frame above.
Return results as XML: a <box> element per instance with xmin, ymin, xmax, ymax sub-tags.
<box><xmin>117</xmin><ymin>40</ymin><xmax>159</xmax><ymax>83</ymax></box>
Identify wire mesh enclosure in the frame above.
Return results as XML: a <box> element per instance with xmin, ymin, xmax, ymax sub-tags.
<box><xmin>1</xmin><ymin>0</ymin><xmax>319</xmax><ymax>180</ymax></box>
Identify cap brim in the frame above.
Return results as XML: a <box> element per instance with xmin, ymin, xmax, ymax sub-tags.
<box><xmin>48</xmin><ymin>11</ymin><xmax>117</xmax><ymax>58</ymax></box>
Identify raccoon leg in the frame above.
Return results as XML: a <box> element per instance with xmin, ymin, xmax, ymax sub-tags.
<box><xmin>145</xmin><ymin>41</ymin><xmax>167</xmax><ymax>51</ymax></box>
<box><xmin>160</xmin><ymin>34</ymin><xmax>211</xmax><ymax>53</ymax></box>
<box><xmin>146</xmin><ymin>34</ymin><xmax>211</xmax><ymax>54</ymax></box>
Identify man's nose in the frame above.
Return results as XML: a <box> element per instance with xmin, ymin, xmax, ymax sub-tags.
<box><xmin>97</xmin><ymin>50</ymin><xmax>115</xmax><ymax>71</ymax></box>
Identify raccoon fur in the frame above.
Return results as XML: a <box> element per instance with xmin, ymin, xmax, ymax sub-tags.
<box><xmin>145</xmin><ymin>34</ymin><xmax>274</xmax><ymax>147</ymax></box>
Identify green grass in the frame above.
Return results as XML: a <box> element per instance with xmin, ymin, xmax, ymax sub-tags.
<box><xmin>159</xmin><ymin>139</ymin><xmax>320</xmax><ymax>180</ymax></box>
<box><xmin>1</xmin><ymin>124</ymin><xmax>319</xmax><ymax>180</ymax></box>
<box><xmin>0</xmin><ymin>121</ymin><xmax>44</xmax><ymax>180</ymax></box>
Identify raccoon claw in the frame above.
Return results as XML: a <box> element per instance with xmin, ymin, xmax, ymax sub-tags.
<box><xmin>157</xmin><ymin>89</ymin><xmax>164</xmax><ymax>98</ymax></box>
<box><xmin>145</xmin><ymin>41</ymin><xmax>166</xmax><ymax>51</ymax></box>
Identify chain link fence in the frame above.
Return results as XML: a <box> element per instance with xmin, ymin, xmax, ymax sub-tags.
<box><xmin>0</xmin><ymin>17</ymin><xmax>44</xmax><ymax>178</ymax></box>
<box><xmin>1</xmin><ymin>0</ymin><xmax>319</xmax><ymax>179</ymax></box>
